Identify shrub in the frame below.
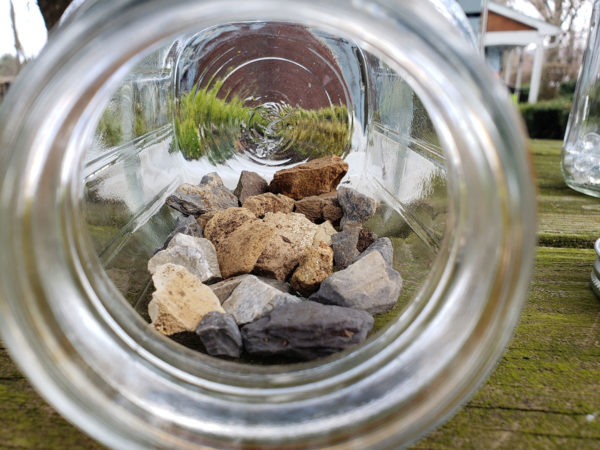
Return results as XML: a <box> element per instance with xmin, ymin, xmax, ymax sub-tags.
<box><xmin>518</xmin><ymin>98</ymin><xmax>572</xmax><ymax>140</ymax></box>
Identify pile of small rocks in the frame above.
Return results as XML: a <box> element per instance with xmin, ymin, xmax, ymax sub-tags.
<box><xmin>146</xmin><ymin>155</ymin><xmax>403</xmax><ymax>361</ymax></box>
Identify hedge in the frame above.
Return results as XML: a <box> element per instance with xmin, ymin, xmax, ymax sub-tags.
<box><xmin>518</xmin><ymin>98</ymin><xmax>572</xmax><ymax>140</ymax></box>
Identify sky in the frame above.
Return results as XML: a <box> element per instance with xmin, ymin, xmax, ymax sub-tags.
<box><xmin>0</xmin><ymin>0</ymin><xmax>46</xmax><ymax>60</ymax></box>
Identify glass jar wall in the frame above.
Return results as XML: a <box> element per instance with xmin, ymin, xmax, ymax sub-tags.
<box><xmin>0</xmin><ymin>0</ymin><xmax>536</xmax><ymax>448</ymax></box>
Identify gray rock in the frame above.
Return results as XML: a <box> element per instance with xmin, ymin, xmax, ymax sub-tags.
<box><xmin>331</xmin><ymin>226</ymin><xmax>360</xmax><ymax>269</ymax></box>
<box><xmin>209</xmin><ymin>274</ymin><xmax>289</xmax><ymax>303</ymax></box>
<box><xmin>148</xmin><ymin>233</ymin><xmax>221</xmax><ymax>283</ymax></box>
<box><xmin>241</xmin><ymin>301</ymin><xmax>373</xmax><ymax>361</ymax></box>
<box><xmin>156</xmin><ymin>215</ymin><xmax>203</xmax><ymax>253</ymax></box>
<box><xmin>354</xmin><ymin>237</ymin><xmax>394</xmax><ymax>267</ymax></box>
<box><xmin>166</xmin><ymin>173</ymin><xmax>238</xmax><ymax>216</ymax></box>
<box><xmin>338</xmin><ymin>187</ymin><xmax>378</xmax><ymax>228</ymax></box>
<box><xmin>233</xmin><ymin>171</ymin><xmax>268</xmax><ymax>204</ymax></box>
<box><xmin>222</xmin><ymin>275</ymin><xmax>302</xmax><ymax>325</ymax></box>
<box><xmin>310</xmin><ymin>251</ymin><xmax>402</xmax><ymax>314</ymax></box>
<box><xmin>195</xmin><ymin>311</ymin><xmax>242</xmax><ymax>358</ymax></box>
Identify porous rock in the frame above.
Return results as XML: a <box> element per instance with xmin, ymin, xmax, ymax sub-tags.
<box><xmin>210</xmin><ymin>274</ymin><xmax>290</xmax><ymax>303</ymax></box>
<box><xmin>269</xmin><ymin>155</ymin><xmax>348</xmax><ymax>200</ymax></box>
<box><xmin>331</xmin><ymin>226</ymin><xmax>360</xmax><ymax>269</ymax></box>
<box><xmin>337</xmin><ymin>187</ymin><xmax>378</xmax><ymax>228</ymax></box>
<box><xmin>242</xmin><ymin>193</ymin><xmax>295</xmax><ymax>217</ymax></box>
<box><xmin>148</xmin><ymin>233</ymin><xmax>221</xmax><ymax>283</ymax></box>
<box><xmin>312</xmin><ymin>220</ymin><xmax>337</xmax><ymax>246</ymax></box>
<box><xmin>294</xmin><ymin>191</ymin><xmax>342</xmax><ymax>224</ymax></box>
<box><xmin>241</xmin><ymin>301</ymin><xmax>374</xmax><ymax>361</ymax></box>
<box><xmin>148</xmin><ymin>264</ymin><xmax>224</xmax><ymax>335</ymax></box>
<box><xmin>353</xmin><ymin>237</ymin><xmax>394</xmax><ymax>267</ymax></box>
<box><xmin>216</xmin><ymin>219</ymin><xmax>275</xmax><ymax>279</ymax></box>
<box><xmin>310</xmin><ymin>251</ymin><xmax>402</xmax><ymax>314</ymax></box>
<box><xmin>195</xmin><ymin>311</ymin><xmax>242</xmax><ymax>358</ymax></box>
<box><xmin>290</xmin><ymin>242</ymin><xmax>334</xmax><ymax>296</ymax></box>
<box><xmin>254</xmin><ymin>212</ymin><xmax>319</xmax><ymax>280</ymax></box>
<box><xmin>222</xmin><ymin>275</ymin><xmax>302</xmax><ymax>325</ymax></box>
<box><xmin>156</xmin><ymin>215</ymin><xmax>203</xmax><ymax>253</ymax></box>
<box><xmin>166</xmin><ymin>173</ymin><xmax>238</xmax><ymax>216</ymax></box>
<box><xmin>233</xmin><ymin>171</ymin><xmax>268</xmax><ymax>204</ymax></box>
<box><xmin>204</xmin><ymin>207</ymin><xmax>256</xmax><ymax>247</ymax></box>
<box><xmin>357</xmin><ymin>228</ymin><xmax>377</xmax><ymax>252</ymax></box>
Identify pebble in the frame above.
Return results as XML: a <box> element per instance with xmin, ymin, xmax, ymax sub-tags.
<box><xmin>294</xmin><ymin>191</ymin><xmax>342</xmax><ymax>224</ymax></box>
<box><xmin>195</xmin><ymin>311</ymin><xmax>243</xmax><ymax>358</ymax></box>
<box><xmin>337</xmin><ymin>186</ymin><xmax>378</xmax><ymax>228</ymax></box>
<box><xmin>222</xmin><ymin>275</ymin><xmax>302</xmax><ymax>325</ymax></box>
<box><xmin>269</xmin><ymin>155</ymin><xmax>348</xmax><ymax>200</ymax></box>
<box><xmin>148</xmin><ymin>233</ymin><xmax>221</xmax><ymax>283</ymax></box>
<box><xmin>353</xmin><ymin>237</ymin><xmax>394</xmax><ymax>267</ymax></box>
<box><xmin>241</xmin><ymin>301</ymin><xmax>374</xmax><ymax>361</ymax></box>
<box><xmin>209</xmin><ymin>274</ymin><xmax>289</xmax><ymax>303</ymax></box>
<box><xmin>233</xmin><ymin>171</ymin><xmax>269</xmax><ymax>204</ymax></box>
<box><xmin>310</xmin><ymin>251</ymin><xmax>402</xmax><ymax>314</ymax></box>
<box><xmin>204</xmin><ymin>207</ymin><xmax>256</xmax><ymax>247</ymax></box>
<box><xmin>166</xmin><ymin>173</ymin><xmax>238</xmax><ymax>216</ymax></box>
<box><xmin>148</xmin><ymin>264</ymin><xmax>224</xmax><ymax>335</ymax></box>
<box><xmin>290</xmin><ymin>242</ymin><xmax>334</xmax><ymax>296</ymax></box>
<box><xmin>331</xmin><ymin>226</ymin><xmax>361</xmax><ymax>269</ymax></box>
<box><xmin>242</xmin><ymin>192</ymin><xmax>295</xmax><ymax>217</ymax></box>
<box><xmin>155</xmin><ymin>215</ymin><xmax>203</xmax><ymax>253</ymax></box>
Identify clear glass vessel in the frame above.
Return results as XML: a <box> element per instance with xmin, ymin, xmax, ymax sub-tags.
<box><xmin>0</xmin><ymin>0</ymin><xmax>536</xmax><ymax>448</ymax></box>
<box><xmin>562</xmin><ymin>0</ymin><xmax>600</xmax><ymax>197</ymax></box>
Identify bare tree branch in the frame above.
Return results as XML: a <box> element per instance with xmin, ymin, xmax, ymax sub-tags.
<box><xmin>9</xmin><ymin>0</ymin><xmax>24</xmax><ymax>68</ymax></box>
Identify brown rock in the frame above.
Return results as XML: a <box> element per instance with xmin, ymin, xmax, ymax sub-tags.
<box><xmin>217</xmin><ymin>219</ymin><xmax>275</xmax><ymax>279</ymax></box>
<box><xmin>242</xmin><ymin>193</ymin><xmax>295</xmax><ymax>217</ymax></box>
<box><xmin>269</xmin><ymin>155</ymin><xmax>348</xmax><ymax>200</ymax></box>
<box><xmin>294</xmin><ymin>191</ymin><xmax>342</xmax><ymax>224</ymax></box>
<box><xmin>148</xmin><ymin>264</ymin><xmax>224</xmax><ymax>336</ymax></box>
<box><xmin>290</xmin><ymin>242</ymin><xmax>334</xmax><ymax>296</ymax></box>
<box><xmin>233</xmin><ymin>171</ymin><xmax>268</xmax><ymax>204</ymax></box>
<box><xmin>254</xmin><ymin>212</ymin><xmax>319</xmax><ymax>280</ymax></box>
<box><xmin>204</xmin><ymin>207</ymin><xmax>256</xmax><ymax>247</ymax></box>
<box><xmin>357</xmin><ymin>228</ymin><xmax>377</xmax><ymax>252</ymax></box>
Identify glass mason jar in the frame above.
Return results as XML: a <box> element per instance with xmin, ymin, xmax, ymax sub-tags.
<box><xmin>0</xmin><ymin>0</ymin><xmax>535</xmax><ymax>448</ymax></box>
<box><xmin>562</xmin><ymin>0</ymin><xmax>600</xmax><ymax>197</ymax></box>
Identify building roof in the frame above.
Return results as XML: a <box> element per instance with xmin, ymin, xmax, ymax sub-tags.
<box><xmin>487</xmin><ymin>1</ymin><xmax>562</xmax><ymax>36</ymax></box>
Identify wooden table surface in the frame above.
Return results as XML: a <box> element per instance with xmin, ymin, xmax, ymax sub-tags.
<box><xmin>1</xmin><ymin>140</ymin><xmax>599</xmax><ymax>449</ymax></box>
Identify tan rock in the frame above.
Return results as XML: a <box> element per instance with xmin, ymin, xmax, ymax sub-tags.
<box><xmin>197</xmin><ymin>212</ymin><xmax>215</xmax><ymax>228</ymax></box>
<box><xmin>312</xmin><ymin>220</ymin><xmax>337</xmax><ymax>246</ymax></box>
<box><xmin>254</xmin><ymin>212</ymin><xmax>319</xmax><ymax>280</ymax></box>
<box><xmin>269</xmin><ymin>155</ymin><xmax>348</xmax><ymax>200</ymax></box>
<box><xmin>290</xmin><ymin>242</ymin><xmax>334</xmax><ymax>296</ymax></box>
<box><xmin>148</xmin><ymin>263</ymin><xmax>224</xmax><ymax>336</ymax></box>
<box><xmin>217</xmin><ymin>219</ymin><xmax>276</xmax><ymax>278</ymax></box>
<box><xmin>204</xmin><ymin>207</ymin><xmax>256</xmax><ymax>247</ymax></box>
<box><xmin>242</xmin><ymin>192</ymin><xmax>295</xmax><ymax>217</ymax></box>
<box><xmin>294</xmin><ymin>191</ymin><xmax>342</xmax><ymax>224</ymax></box>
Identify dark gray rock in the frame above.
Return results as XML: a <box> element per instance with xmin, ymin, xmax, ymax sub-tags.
<box><xmin>233</xmin><ymin>171</ymin><xmax>268</xmax><ymax>204</ymax></box>
<box><xmin>338</xmin><ymin>187</ymin><xmax>378</xmax><ymax>228</ymax></box>
<box><xmin>331</xmin><ymin>226</ymin><xmax>360</xmax><ymax>269</ymax></box>
<box><xmin>156</xmin><ymin>216</ymin><xmax>203</xmax><ymax>253</ymax></box>
<box><xmin>195</xmin><ymin>311</ymin><xmax>242</xmax><ymax>358</ymax></box>
<box><xmin>166</xmin><ymin>173</ymin><xmax>238</xmax><ymax>216</ymax></box>
<box><xmin>241</xmin><ymin>301</ymin><xmax>373</xmax><ymax>361</ymax></box>
<box><xmin>353</xmin><ymin>237</ymin><xmax>393</xmax><ymax>267</ymax></box>
<box><xmin>209</xmin><ymin>274</ymin><xmax>289</xmax><ymax>303</ymax></box>
<box><xmin>310</xmin><ymin>251</ymin><xmax>402</xmax><ymax>314</ymax></box>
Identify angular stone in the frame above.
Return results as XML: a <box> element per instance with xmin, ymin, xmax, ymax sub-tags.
<box><xmin>222</xmin><ymin>275</ymin><xmax>302</xmax><ymax>325</ymax></box>
<box><xmin>148</xmin><ymin>233</ymin><xmax>221</xmax><ymax>283</ymax></box>
<box><xmin>310</xmin><ymin>251</ymin><xmax>402</xmax><ymax>314</ymax></box>
<box><xmin>294</xmin><ymin>191</ymin><xmax>342</xmax><ymax>224</ymax></box>
<box><xmin>312</xmin><ymin>220</ymin><xmax>337</xmax><ymax>246</ymax></box>
<box><xmin>203</xmin><ymin>207</ymin><xmax>256</xmax><ymax>247</ymax></box>
<box><xmin>156</xmin><ymin>215</ymin><xmax>203</xmax><ymax>253</ymax></box>
<box><xmin>195</xmin><ymin>311</ymin><xmax>242</xmax><ymax>358</ymax></box>
<box><xmin>331</xmin><ymin>226</ymin><xmax>360</xmax><ymax>269</ymax></box>
<box><xmin>148</xmin><ymin>264</ymin><xmax>224</xmax><ymax>335</ymax></box>
<box><xmin>209</xmin><ymin>274</ymin><xmax>290</xmax><ymax>303</ymax></box>
<box><xmin>357</xmin><ymin>228</ymin><xmax>377</xmax><ymax>252</ymax></box>
<box><xmin>337</xmin><ymin>187</ymin><xmax>378</xmax><ymax>228</ymax></box>
<box><xmin>354</xmin><ymin>237</ymin><xmax>394</xmax><ymax>267</ymax></box>
<box><xmin>233</xmin><ymin>171</ymin><xmax>268</xmax><ymax>204</ymax></box>
<box><xmin>254</xmin><ymin>212</ymin><xmax>319</xmax><ymax>281</ymax></box>
<box><xmin>216</xmin><ymin>219</ymin><xmax>275</xmax><ymax>279</ymax></box>
<box><xmin>166</xmin><ymin>173</ymin><xmax>238</xmax><ymax>216</ymax></box>
<box><xmin>269</xmin><ymin>155</ymin><xmax>348</xmax><ymax>200</ymax></box>
<box><xmin>242</xmin><ymin>193</ymin><xmax>295</xmax><ymax>218</ymax></box>
<box><xmin>241</xmin><ymin>301</ymin><xmax>373</xmax><ymax>361</ymax></box>
<box><xmin>290</xmin><ymin>242</ymin><xmax>334</xmax><ymax>296</ymax></box>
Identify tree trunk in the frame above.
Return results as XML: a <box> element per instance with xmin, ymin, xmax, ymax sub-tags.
<box><xmin>37</xmin><ymin>0</ymin><xmax>71</xmax><ymax>31</ymax></box>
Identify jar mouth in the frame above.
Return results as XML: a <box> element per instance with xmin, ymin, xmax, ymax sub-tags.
<box><xmin>0</xmin><ymin>0</ymin><xmax>536</xmax><ymax>447</ymax></box>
